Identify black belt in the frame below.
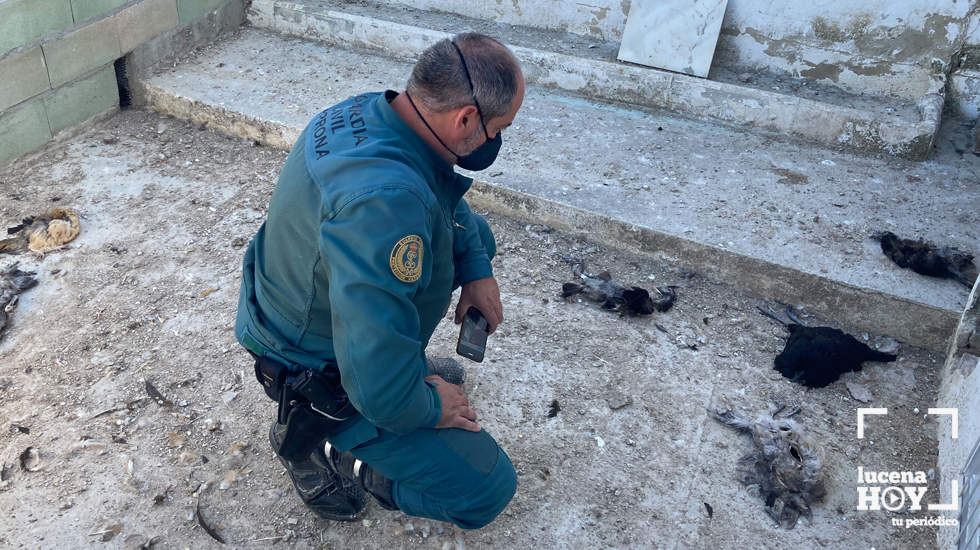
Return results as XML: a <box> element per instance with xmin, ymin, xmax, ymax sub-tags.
<box><xmin>252</xmin><ymin>353</ymin><xmax>356</xmax><ymax>425</ymax></box>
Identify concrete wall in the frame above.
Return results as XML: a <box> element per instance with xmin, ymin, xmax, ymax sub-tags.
<box><xmin>937</xmin><ymin>280</ymin><xmax>980</xmax><ymax>550</ymax></box>
<box><xmin>715</xmin><ymin>1</ymin><xmax>975</xmax><ymax>101</ymax></box>
<box><xmin>392</xmin><ymin>0</ymin><xmax>629</xmax><ymax>41</ymax></box>
<box><xmin>949</xmin><ymin>12</ymin><xmax>980</xmax><ymax>118</ymax></box>
<box><xmin>393</xmin><ymin>0</ymin><xmax>978</xmax><ymax>103</ymax></box>
<box><xmin>0</xmin><ymin>0</ymin><xmax>245</xmax><ymax>168</ymax></box>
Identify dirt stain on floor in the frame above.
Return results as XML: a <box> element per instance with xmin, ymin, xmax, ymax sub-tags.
<box><xmin>772</xmin><ymin>167</ymin><xmax>810</xmax><ymax>186</ymax></box>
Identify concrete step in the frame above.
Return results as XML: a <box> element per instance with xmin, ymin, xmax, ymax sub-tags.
<box><xmin>246</xmin><ymin>0</ymin><xmax>941</xmax><ymax>160</ymax></box>
<box><xmin>137</xmin><ymin>27</ymin><xmax>980</xmax><ymax>351</ymax></box>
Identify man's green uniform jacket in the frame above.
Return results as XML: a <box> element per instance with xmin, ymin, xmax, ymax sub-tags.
<box><xmin>236</xmin><ymin>91</ymin><xmax>495</xmax><ymax>451</ymax></box>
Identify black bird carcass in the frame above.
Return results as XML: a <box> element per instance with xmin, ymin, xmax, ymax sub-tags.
<box><xmin>0</xmin><ymin>263</ymin><xmax>38</xmax><ymax>339</ymax></box>
<box><xmin>758</xmin><ymin>306</ymin><xmax>896</xmax><ymax>388</ymax></box>
<box><xmin>872</xmin><ymin>231</ymin><xmax>977</xmax><ymax>288</ymax></box>
<box><xmin>709</xmin><ymin>404</ymin><xmax>826</xmax><ymax>528</ymax></box>
<box><xmin>561</xmin><ymin>262</ymin><xmax>675</xmax><ymax>315</ymax></box>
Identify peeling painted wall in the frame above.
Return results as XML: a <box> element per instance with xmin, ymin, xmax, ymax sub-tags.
<box><xmin>963</xmin><ymin>11</ymin><xmax>980</xmax><ymax>70</ymax></box>
<box><xmin>393</xmin><ymin>0</ymin><xmax>978</xmax><ymax>105</ymax></box>
<box><xmin>949</xmin><ymin>8</ymin><xmax>980</xmax><ymax>118</ymax></box>
<box><xmin>715</xmin><ymin>1</ymin><xmax>976</xmax><ymax>102</ymax></box>
<box><xmin>389</xmin><ymin>0</ymin><xmax>631</xmax><ymax>41</ymax></box>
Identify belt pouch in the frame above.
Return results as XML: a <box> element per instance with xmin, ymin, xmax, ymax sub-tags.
<box><xmin>275</xmin><ymin>403</ymin><xmax>335</xmax><ymax>462</ymax></box>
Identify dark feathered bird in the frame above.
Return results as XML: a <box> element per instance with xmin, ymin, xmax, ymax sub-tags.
<box><xmin>872</xmin><ymin>231</ymin><xmax>977</xmax><ymax>288</ymax></box>
<box><xmin>709</xmin><ymin>404</ymin><xmax>826</xmax><ymax>529</ymax></box>
<box><xmin>0</xmin><ymin>207</ymin><xmax>81</xmax><ymax>255</ymax></box>
<box><xmin>561</xmin><ymin>262</ymin><xmax>675</xmax><ymax>315</ymax></box>
<box><xmin>0</xmin><ymin>263</ymin><xmax>38</xmax><ymax>339</ymax></box>
<box><xmin>759</xmin><ymin>306</ymin><xmax>896</xmax><ymax>388</ymax></box>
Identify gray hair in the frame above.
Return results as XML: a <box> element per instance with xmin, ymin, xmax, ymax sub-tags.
<box><xmin>407</xmin><ymin>33</ymin><xmax>521</xmax><ymax>121</ymax></box>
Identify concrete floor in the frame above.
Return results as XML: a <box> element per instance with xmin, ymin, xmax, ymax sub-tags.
<box><xmin>0</xmin><ymin>111</ymin><xmax>949</xmax><ymax>549</ymax></box>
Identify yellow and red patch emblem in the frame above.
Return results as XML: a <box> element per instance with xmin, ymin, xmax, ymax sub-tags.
<box><xmin>390</xmin><ymin>235</ymin><xmax>423</xmax><ymax>283</ymax></box>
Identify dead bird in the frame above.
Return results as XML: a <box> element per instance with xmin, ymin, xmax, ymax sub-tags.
<box><xmin>0</xmin><ymin>263</ymin><xmax>38</xmax><ymax>338</ymax></box>
<box><xmin>0</xmin><ymin>207</ymin><xmax>81</xmax><ymax>255</ymax></box>
<box><xmin>709</xmin><ymin>404</ymin><xmax>826</xmax><ymax>529</ymax></box>
<box><xmin>759</xmin><ymin>305</ymin><xmax>896</xmax><ymax>388</ymax></box>
<box><xmin>561</xmin><ymin>262</ymin><xmax>676</xmax><ymax>315</ymax></box>
<box><xmin>872</xmin><ymin>231</ymin><xmax>977</xmax><ymax>288</ymax></box>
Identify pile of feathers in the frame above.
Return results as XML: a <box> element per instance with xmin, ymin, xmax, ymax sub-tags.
<box><xmin>709</xmin><ymin>404</ymin><xmax>826</xmax><ymax>528</ymax></box>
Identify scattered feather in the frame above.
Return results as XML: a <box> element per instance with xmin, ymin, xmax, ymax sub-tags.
<box><xmin>144</xmin><ymin>379</ymin><xmax>172</xmax><ymax>407</ymax></box>
<box><xmin>166</xmin><ymin>432</ymin><xmax>186</xmax><ymax>448</ymax></box>
<box><xmin>18</xmin><ymin>447</ymin><xmax>40</xmax><ymax>472</ymax></box>
<box><xmin>1</xmin><ymin>461</ymin><xmax>14</xmax><ymax>481</ymax></box>
<box><xmin>547</xmin><ymin>399</ymin><xmax>561</xmax><ymax>418</ymax></box>
<box><xmin>196</xmin><ymin>500</ymin><xmax>226</xmax><ymax>544</ymax></box>
<box><xmin>90</xmin><ymin>523</ymin><xmax>123</xmax><ymax>542</ymax></box>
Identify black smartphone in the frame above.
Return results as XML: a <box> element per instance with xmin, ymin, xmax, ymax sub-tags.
<box><xmin>456</xmin><ymin>307</ymin><xmax>489</xmax><ymax>363</ymax></box>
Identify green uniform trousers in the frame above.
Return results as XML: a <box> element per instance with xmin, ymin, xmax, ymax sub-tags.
<box><xmin>349</xmin><ymin>214</ymin><xmax>515</xmax><ymax>529</ymax></box>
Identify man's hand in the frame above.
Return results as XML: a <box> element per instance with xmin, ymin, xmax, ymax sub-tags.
<box><xmin>455</xmin><ymin>276</ymin><xmax>503</xmax><ymax>333</ymax></box>
<box><xmin>427</xmin><ymin>375</ymin><xmax>480</xmax><ymax>432</ymax></box>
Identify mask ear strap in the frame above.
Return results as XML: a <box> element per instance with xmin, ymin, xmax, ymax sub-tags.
<box><xmin>450</xmin><ymin>41</ymin><xmax>491</xmax><ymax>140</ymax></box>
<box><xmin>404</xmin><ymin>91</ymin><xmax>462</xmax><ymax>159</ymax></box>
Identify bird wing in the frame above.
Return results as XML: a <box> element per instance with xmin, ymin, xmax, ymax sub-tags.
<box><xmin>0</xmin><ymin>237</ymin><xmax>28</xmax><ymax>254</ymax></box>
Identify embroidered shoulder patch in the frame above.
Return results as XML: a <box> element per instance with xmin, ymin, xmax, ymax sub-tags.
<box><xmin>390</xmin><ymin>235</ymin><xmax>423</xmax><ymax>283</ymax></box>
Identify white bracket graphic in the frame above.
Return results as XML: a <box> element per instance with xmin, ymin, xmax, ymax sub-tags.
<box><xmin>927</xmin><ymin>408</ymin><xmax>958</xmax><ymax>439</ymax></box>
<box><xmin>857</xmin><ymin>408</ymin><xmax>887</xmax><ymax>439</ymax></box>
<box><xmin>928</xmin><ymin>480</ymin><xmax>959</xmax><ymax>511</ymax></box>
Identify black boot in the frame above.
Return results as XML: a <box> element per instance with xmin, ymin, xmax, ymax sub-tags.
<box><xmin>316</xmin><ymin>440</ymin><xmax>399</xmax><ymax>511</ymax></box>
<box><xmin>270</xmin><ymin>422</ymin><xmax>367</xmax><ymax>521</ymax></box>
<box><xmin>427</xmin><ymin>357</ymin><xmax>465</xmax><ymax>386</ymax></box>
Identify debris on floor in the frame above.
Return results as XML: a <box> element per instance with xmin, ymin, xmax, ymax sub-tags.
<box><xmin>18</xmin><ymin>447</ymin><xmax>42</xmax><ymax>472</ymax></box>
<box><xmin>844</xmin><ymin>380</ymin><xmax>873</xmax><ymax>403</ymax></box>
<box><xmin>604</xmin><ymin>390</ymin><xmax>632</xmax><ymax>410</ymax></box>
<box><xmin>196</xmin><ymin>499</ymin><xmax>226</xmax><ymax>544</ymax></box>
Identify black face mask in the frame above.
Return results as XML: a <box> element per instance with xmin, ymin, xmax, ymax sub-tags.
<box><xmin>456</xmin><ymin>131</ymin><xmax>501</xmax><ymax>171</ymax></box>
<box><xmin>406</xmin><ymin>41</ymin><xmax>504</xmax><ymax>171</ymax></box>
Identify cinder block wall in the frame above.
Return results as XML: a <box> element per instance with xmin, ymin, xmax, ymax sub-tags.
<box><xmin>0</xmin><ymin>0</ymin><xmax>245</xmax><ymax>167</ymax></box>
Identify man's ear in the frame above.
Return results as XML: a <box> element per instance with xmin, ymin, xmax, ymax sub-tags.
<box><xmin>452</xmin><ymin>105</ymin><xmax>480</xmax><ymax>133</ymax></box>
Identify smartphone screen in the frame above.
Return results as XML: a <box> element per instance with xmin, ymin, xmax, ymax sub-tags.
<box><xmin>456</xmin><ymin>307</ymin><xmax>489</xmax><ymax>362</ymax></box>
